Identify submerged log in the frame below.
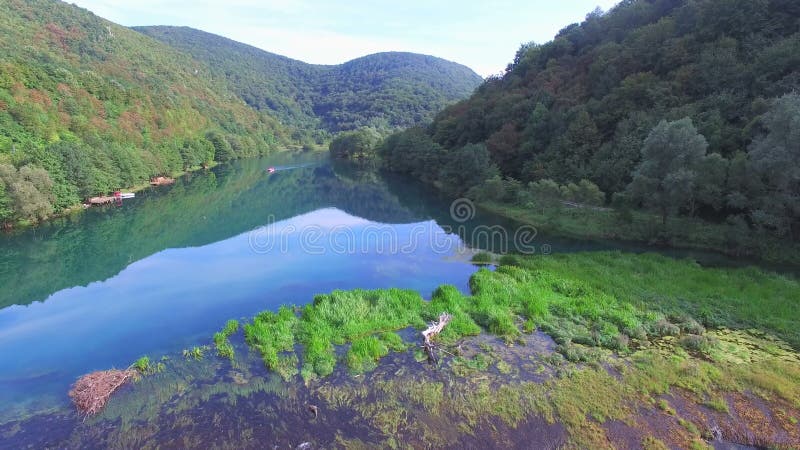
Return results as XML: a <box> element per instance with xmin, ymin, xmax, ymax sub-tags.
<box><xmin>68</xmin><ymin>369</ymin><xmax>136</xmax><ymax>417</ymax></box>
<box><xmin>422</xmin><ymin>312</ymin><xmax>452</xmax><ymax>364</ymax></box>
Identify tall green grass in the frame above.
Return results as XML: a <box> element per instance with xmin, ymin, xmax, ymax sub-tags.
<box><xmin>214</xmin><ymin>319</ymin><xmax>240</xmax><ymax>360</ymax></box>
<box><xmin>514</xmin><ymin>252</ymin><xmax>800</xmax><ymax>347</ymax></box>
<box><xmin>234</xmin><ymin>251</ymin><xmax>799</xmax><ymax>380</ymax></box>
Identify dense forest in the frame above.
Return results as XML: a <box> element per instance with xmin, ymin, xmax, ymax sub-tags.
<box><xmin>381</xmin><ymin>0</ymin><xmax>800</xmax><ymax>251</ymax></box>
<box><xmin>135</xmin><ymin>26</ymin><xmax>483</xmax><ymax>136</ymax></box>
<box><xmin>0</xmin><ymin>0</ymin><xmax>294</xmax><ymax>226</ymax></box>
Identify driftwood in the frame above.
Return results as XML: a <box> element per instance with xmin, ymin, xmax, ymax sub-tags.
<box><xmin>68</xmin><ymin>369</ymin><xmax>136</xmax><ymax>417</ymax></box>
<box><xmin>422</xmin><ymin>312</ymin><xmax>452</xmax><ymax>363</ymax></box>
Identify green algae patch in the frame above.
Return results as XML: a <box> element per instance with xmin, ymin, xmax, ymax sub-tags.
<box><xmin>299</xmin><ymin>289</ymin><xmax>428</xmax><ymax>379</ymax></box>
<box><xmin>240</xmin><ymin>289</ymin><xmax>446</xmax><ymax>380</ymax></box>
<box><xmin>132</xmin><ymin>356</ymin><xmax>165</xmax><ymax>376</ymax></box>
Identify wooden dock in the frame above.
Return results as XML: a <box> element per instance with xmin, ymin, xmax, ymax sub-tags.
<box><xmin>87</xmin><ymin>196</ymin><xmax>116</xmax><ymax>205</ymax></box>
<box><xmin>150</xmin><ymin>176</ymin><xmax>175</xmax><ymax>186</ymax></box>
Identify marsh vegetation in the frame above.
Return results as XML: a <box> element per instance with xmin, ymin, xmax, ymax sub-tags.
<box><xmin>115</xmin><ymin>251</ymin><xmax>796</xmax><ymax>448</ymax></box>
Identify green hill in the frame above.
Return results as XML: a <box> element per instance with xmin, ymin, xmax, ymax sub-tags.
<box><xmin>382</xmin><ymin>0</ymin><xmax>800</xmax><ymax>248</ymax></box>
<box><xmin>134</xmin><ymin>26</ymin><xmax>484</xmax><ymax>133</ymax></box>
<box><xmin>0</xmin><ymin>1</ymin><xmax>483</xmax><ymax>227</ymax></box>
<box><xmin>0</xmin><ymin>0</ymin><xmax>293</xmax><ymax>226</ymax></box>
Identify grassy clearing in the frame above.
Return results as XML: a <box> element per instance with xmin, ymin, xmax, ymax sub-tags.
<box><xmin>510</xmin><ymin>252</ymin><xmax>800</xmax><ymax>348</ymax></box>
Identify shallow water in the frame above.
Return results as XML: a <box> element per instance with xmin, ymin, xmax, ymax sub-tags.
<box><xmin>0</xmin><ymin>153</ymin><xmax>770</xmax><ymax>446</ymax></box>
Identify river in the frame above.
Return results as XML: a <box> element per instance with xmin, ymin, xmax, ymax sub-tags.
<box><xmin>0</xmin><ymin>152</ymin><xmax>756</xmax><ymax>447</ymax></box>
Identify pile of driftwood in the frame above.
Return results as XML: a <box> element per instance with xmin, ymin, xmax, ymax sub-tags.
<box><xmin>68</xmin><ymin>369</ymin><xmax>136</xmax><ymax>417</ymax></box>
<box><xmin>422</xmin><ymin>312</ymin><xmax>452</xmax><ymax>363</ymax></box>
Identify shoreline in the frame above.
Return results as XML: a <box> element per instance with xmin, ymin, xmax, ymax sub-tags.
<box><xmin>0</xmin><ymin>147</ymin><xmax>327</xmax><ymax>234</ymax></box>
<box><xmin>2</xmin><ymin>161</ymin><xmax>220</xmax><ymax>233</ymax></box>
<box><xmin>478</xmin><ymin>200</ymin><xmax>800</xmax><ymax>268</ymax></box>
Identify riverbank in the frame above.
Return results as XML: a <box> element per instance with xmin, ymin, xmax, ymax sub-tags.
<box><xmin>479</xmin><ymin>200</ymin><xmax>800</xmax><ymax>267</ymax></box>
<box><xmin>2</xmin><ymin>146</ymin><xmax>329</xmax><ymax>232</ymax></box>
<box><xmin>2</xmin><ymin>161</ymin><xmax>221</xmax><ymax>232</ymax></box>
<box><xmin>7</xmin><ymin>251</ymin><xmax>795</xmax><ymax>448</ymax></box>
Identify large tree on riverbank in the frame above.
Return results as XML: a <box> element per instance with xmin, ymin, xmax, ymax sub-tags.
<box><xmin>747</xmin><ymin>93</ymin><xmax>800</xmax><ymax>239</ymax></box>
<box><xmin>625</xmin><ymin>118</ymin><xmax>708</xmax><ymax>225</ymax></box>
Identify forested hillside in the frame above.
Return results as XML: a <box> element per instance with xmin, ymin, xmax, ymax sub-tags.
<box><xmin>383</xmin><ymin>0</ymin><xmax>800</xmax><ymax>248</ymax></box>
<box><xmin>0</xmin><ymin>0</ymin><xmax>294</xmax><ymax>226</ymax></box>
<box><xmin>135</xmin><ymin>26</ymin><xmax>484</xmax><ymax>135</ymax></box>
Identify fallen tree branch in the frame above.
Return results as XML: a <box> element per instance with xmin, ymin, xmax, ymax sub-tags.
<box><xmin>422</xmin><ymin>312</ymin><xmax>452</xmax><ymax>364</ymax></box>
<box><xmin>68</xmin><ymin>368</ymin><xmax>136</xmax><ymax>417</ymax></box>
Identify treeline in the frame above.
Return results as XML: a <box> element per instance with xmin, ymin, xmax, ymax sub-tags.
<box><xmin>328</xmin><ymin>128</ymin><xmax>382</xmax><ymax>161</ymax></box>
<box><xmin>135</xmin><ymin>27</ymin><xmax>484</xmax><ymax>135</ymax></box>
<box><xmin>0</xmin><ymin>0</ymin><xmax>292</xmax><ymax>226</ymax></box>
<box><xmin>381</xmin><ymin>0</ymin><xmax>800</xmax><ymax>244</ymax></box>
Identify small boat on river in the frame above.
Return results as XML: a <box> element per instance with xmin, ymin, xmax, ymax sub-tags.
<box><xmin>267</xmin><ymin>167</ymin><xmax>276</xmax><ymax>174</ymax></box>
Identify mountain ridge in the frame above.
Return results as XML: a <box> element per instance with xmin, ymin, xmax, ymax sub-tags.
<box><xmin>134</xmin><ymin>25</ymin><xmax>484</xmax><ymax>135</ymax></box>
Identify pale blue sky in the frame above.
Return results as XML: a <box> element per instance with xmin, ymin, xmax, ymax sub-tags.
<box><xmin>70</xmin><ymin>0</ymin><xmax>619</xmax><ymax>77</ymax></box>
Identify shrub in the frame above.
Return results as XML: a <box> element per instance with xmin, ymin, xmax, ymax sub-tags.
<box><xmin>471</xmin><ymin>251</ymin><xmax>494</xmax><ymax>264</ymax></box>
<box><xmin>679</xmin><ymin>335</ymin><xmax>718</xmax><ymax>353</ymax></box>
<box><xmin>651</xmin><ymin>319</ymin><xmax>680</xmax><ymax>337</ymax></box>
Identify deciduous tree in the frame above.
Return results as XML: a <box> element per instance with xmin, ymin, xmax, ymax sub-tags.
<box><xmin>625</xmin><ymin>118</ymin><xmax>708</xmax><ymax>225</ymax></box>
